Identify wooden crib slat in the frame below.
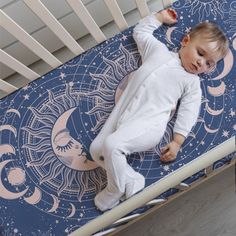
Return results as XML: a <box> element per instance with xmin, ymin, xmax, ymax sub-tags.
<box><xmin>0</xmin><ymin>79</ymin><xmax>18</xmax><ymax>94</ymax></box>
<box><xmin>103</xmin><ymin>0</ymin><xmax>129</xmax><ymax>31</ymax></box>
<box><xmin>0</xmin><ymin>49</ymin><xmax>40</xmax><ymax>81</ymax></box>
<box><xmin>0</xmin><ymin>9</ymin><xmax>62</xmax><ymax>69</ymax></box>
<box><xmin>135</xmin><ymin>0</ymin><xmax>150</xmax><ymax>18</ymax></box>
<box><xmin>23</xmin><ymin>0</ymin><xmax>84</xmax><ymax>55</ymax></box>
<box><xmin>161</xmin><ymin>0</ymin><xmax>177</xmax><ymax>9</ymax></box>
<box><xmin>67</xmin><ymin>0</ymin><xmax>106</xmax><ymax>43</ymax></box>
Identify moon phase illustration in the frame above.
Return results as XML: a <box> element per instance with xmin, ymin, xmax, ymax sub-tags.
<box><xmin>24</xmin><ymin>187</ymin><xmax>42</xmax><ymax>205</ymax></box>
<box><xmin>0</xmin><ymin>160</ymin><xmax>28</xmax><ymax>199</ymax></box>
<box><xmin>207</xmin><ymin>82</ymin><xmax>226</xmax><ymax>97</ymax></box>
<box><xmin>6</xmin><ymin>109</ymin><xmax>21</xmax><ymax>118</ymax></box>
<box><xmin>205</xmin><ymin>103</ymin><xmax>224</xmax><ymax>116</ymax></box>
<box><xmin>0</xmin><ymin>144</ymin><xmax>16</xmax><ymax>157</ymax></box>
<box><xmin>0</xmin><ymin>125</ymin><xmax>17</xmax><ymax>137</ymax></box>
<box><xmin>212</xmin><ymin>50</ymin><xmax>234</xmax><ymax>80</ymax></box>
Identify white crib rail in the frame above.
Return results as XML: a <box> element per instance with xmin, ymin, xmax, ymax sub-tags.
<box><xmin>135</xmin><ymin>0</ymin><xmax>150</xmax><ymax>18</ymax></box>
<box><xmin>67</xmin><ymin>0</ymin><xmax>107</xmax><ymax>43</ymax></box>
<box><xmin>0</xmin><ymin>49</ymin><xmax>40</xmax><ymax>81</ymax></box>
<box><xmin>103</xmin><ymin>0</ymin><xmax>129</xmax><ymax>31</ymax></box>
<box><xmin>0</xmin><ymin>9</ymin><xmax>62</xmax><ymax>68</ymax></box>
<box><xmin>69</xmin><ymin>136</ymin><xmax>235</xmax><ymax>236</ymax></box>
<box><xmin>23</xmin><ymin>0</ymin><xmax>84</xmax><ymax>55</ymax></box>
<box><xmin>0</xmin><ymin>0</ymin><xmax>176</xmax><ymax>96</ymax></box>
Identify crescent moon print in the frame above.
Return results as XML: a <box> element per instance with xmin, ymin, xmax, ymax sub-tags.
<box><xmin>207</xmin><ymin>82</ymin><xmax>226</xmax><ymax>97</ymax></box>
<box><xmin>47</xmin><ymin>194</ymin><xmax>60</xmax><ymax>213</ymax></box>
<box><xmin>0</xmin><ymin>125</ymin><xmax>17</xmax><ymax>137</ymax></box>
<box><xmin>205</xmin><ymin>103</ymin><xmax>224</xmax><ymax>116</ymax></box>
<box><xmin>67</xmin><ymin>203</ymin><xmax>76</xmax><ymax>218</ymax></box>
<box><xmin>204</xmin><ymin>124</ymin><xmax>219</xmax><ymax>134</ymax></box>
<box><xmin>166</xmin><ymin>27</ymin><xmax>177</xmax><ymax>45</ymax></box>
<box><xmin>212</xmin><ymin>49</ymin><xmax>234</xmax><ymax>80</ymax></box>
<box><xmin>24</xmin><ymin>187</ymin><xmax>42</xmax><ymax>205</ymax></box>
<box><xmin>0</xmin><ymin>144</ymin><xmax>16</xmax><ymax>157</ymax></box>
<box><xmin>6</xmin><ymin>109</ymin><xmax>21</xmax><ymax>118</ymax></box>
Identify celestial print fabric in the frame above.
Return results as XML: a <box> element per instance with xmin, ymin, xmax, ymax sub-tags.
<box><xmin>0</xmin><ymin>0</ymin><xmax>235</xmax><ymax>235</ymax></box>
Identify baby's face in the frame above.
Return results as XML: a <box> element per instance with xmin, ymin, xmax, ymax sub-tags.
<box><xmin>179</xmin><ymin>36</ymin><xmax>222</xmax><ymax>74</ymax></box>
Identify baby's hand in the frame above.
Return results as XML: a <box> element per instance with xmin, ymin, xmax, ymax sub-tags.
<box><xmin>160</xmin><ymin>141</ymin><xmax>180</xmax><ymax>163</ymax></box>
<box><xmin>159</xmin><ymin>8</ymin><xmax>178</xmax><ymax>25</ymax></box>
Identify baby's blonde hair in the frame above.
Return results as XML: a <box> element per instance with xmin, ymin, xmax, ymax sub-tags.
<box><xmin>189</xmin><ymin>22</ymin><xmax>229</xmax><ymax>58</ymax></box>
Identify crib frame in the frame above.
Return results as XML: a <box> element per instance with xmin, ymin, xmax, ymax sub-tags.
<box><xmin>0</xmin><ymin>0</ymin><xmax>173</xmax><ymax>96</ymax></box>
<box><xmin>0</xmin><ymin>1</ymin><xmax>235</xmax><ymax>236</ymax></box>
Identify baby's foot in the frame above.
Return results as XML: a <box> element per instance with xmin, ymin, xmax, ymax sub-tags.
<box><xmin>125</xmin><ymin>172</ymin><xmax>145</xmax><ymax>199</ymax></box>
<box><xmin>94</xmin><ymin>187</ymin><xmax>123</xmax><ymax>211</ymax></box>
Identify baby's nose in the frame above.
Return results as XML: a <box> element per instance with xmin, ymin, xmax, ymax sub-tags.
<box><xmin>197</xmin><ymin>59</ymin><xmax>202</xmax><ymax>67</ymax></box>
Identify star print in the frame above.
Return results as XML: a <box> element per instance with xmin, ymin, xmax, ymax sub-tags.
<box><xmin>185</xmin><ymin>27</ymin><xmax>191</xmax><ymax>33</ymax></box>
<box><xmin>163</xmin><ymin>165</ymin><xmax>170</xmax><ymax>171</ymax></box>
<box><xmin>229</xmin><ymin>108</ymin><xmax>235</xmax><ymax>117</ymax></box>
<box><xmin>121</xmin><ymin>35</ymin><xmax>128</xmax><ymax>40</ymax></box>
<box><xmin>60</xmin><ymin>72</ymin><xmax>66</xmax><ymax>79</ymax></box>
<box><xmin>200</xmin><ymin>141</ymin><xmax>205</xmax><ymax>145</ymax></box>
<box><xmin>222</xmin><ymin>130</ymin><xmax>229</xmax><ymax>138</ymax></box>
<box><xmin>23</xmin><ymin>94</ymin><xmax>30</xmax><ymax>100</ymax></box>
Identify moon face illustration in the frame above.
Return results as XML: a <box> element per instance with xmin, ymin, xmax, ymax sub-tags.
<box><xmin>0</xmin><ymin>144</ymin><xmax>16</xmax><ymax>157</ymax></box>
<box><xmin>0</xmin><ymin>160</ymin><xmax>28</xmax><ymax>199</ymax></box>
<box><xmin>207</xmin><ymin>81</ymin><xmax>226</xmax><ymax>97</ymax></box>
<box><xmin>0</xmin><ymin>125</ymin><xmax>17</xmax><ymax>137</ymax></box>
<box><xmin>24</xmin><ymin>187</ymin><xmax>42</xmax><ymax>205</ymax></box>
<box><xmin>212</xmin><ymin>50</ymin><xmax>234</xmax><ymax>80</ymax></box>
<box><xmin>52</xmin><ymin>108</ymin><xmax>97</xmax><ymax>171</ymax></box>
<box><xmin>205</xmin><ymin>103</ymin><xmax>224</xmax><ymax>116</ymax></box>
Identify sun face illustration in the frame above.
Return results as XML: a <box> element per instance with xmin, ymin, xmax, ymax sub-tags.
<box><xmin>86</xmin><ymin>44</ymin><xmax>141</xmax><ymax>132</ymax></box>
<box><xmin>175</xmin><ymin>0</ymin><xmax>227</xmax><ymax>21</ymax></box>
<box><xmin>21</xmin><ymin>84</ymin><xmax>106</xmax><ymax>201</ymax></box>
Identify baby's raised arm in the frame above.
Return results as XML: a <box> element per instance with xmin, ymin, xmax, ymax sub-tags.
<box><xmin>133</xmin><ymin>8</ymin><xmax>178</xmax><ymax>61</ymax></box>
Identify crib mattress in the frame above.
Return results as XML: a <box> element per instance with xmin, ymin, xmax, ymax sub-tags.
<box><xmin>0</xmin><ymin>0</ymin><xmax>235</xmax><ymax>235</ymax></box>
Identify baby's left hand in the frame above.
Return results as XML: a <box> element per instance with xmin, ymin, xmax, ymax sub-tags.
<box><xmin>160</xmin><ymin>141</ymin><xmax>180</xmax><ymax>163</ymax></box>
<box><xmin>159</xmin><ymin>8</ymin><xmax>178</xmax><ymax>25</ymax></box>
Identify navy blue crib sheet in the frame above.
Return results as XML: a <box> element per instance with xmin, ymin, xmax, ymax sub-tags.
<box><xmin>0</xmin><ymin>0</ymin><xmax>235</xmax><ymax>235</ymax></box>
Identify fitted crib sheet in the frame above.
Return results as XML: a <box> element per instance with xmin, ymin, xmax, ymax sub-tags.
<box><xmin>0</xmin><ymin>0</ymin><xmax>235</xmax><ymax>235</ymax></box>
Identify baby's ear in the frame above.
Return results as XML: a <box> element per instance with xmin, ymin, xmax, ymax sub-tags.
<box><xmin>181</xmin><ymin>34</ymin><xmax>190</xmax><ymax>46</ymax></box>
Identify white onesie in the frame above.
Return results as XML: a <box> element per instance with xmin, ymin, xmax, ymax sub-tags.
<box><xmin>90</xmin><ymin>14</ymin><xmax>202</xmax><ymax>211</ymax></box>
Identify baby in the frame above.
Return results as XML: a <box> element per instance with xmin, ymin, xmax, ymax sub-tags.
<box><xmin>90</xmin><ymin>8</ymin><xmax>229</xmax><ymax>211</ymax></box>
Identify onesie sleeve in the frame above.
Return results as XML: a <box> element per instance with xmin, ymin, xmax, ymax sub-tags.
<box><xmin>133</xmin><ymin>13</ymin><xmax>169</xmax><ymax>61</ymax></box>
<box><xmin>173</xmin><ymin>77</ymin><xmax>202</xmax><ymax>138</ymax></box>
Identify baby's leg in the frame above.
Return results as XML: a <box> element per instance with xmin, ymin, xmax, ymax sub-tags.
<box><xmin>94</xmin><ymin>121</ymin><xmax>164</xmax><ymax>211</ymax></box>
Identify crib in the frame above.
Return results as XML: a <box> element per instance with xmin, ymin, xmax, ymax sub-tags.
<box><xmin>0</xmin><ymin>0</ymin><xmax>235</xmax><ymax>235</ymax></box>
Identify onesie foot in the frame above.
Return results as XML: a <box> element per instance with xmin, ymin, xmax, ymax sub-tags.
<box><xmin>94</xmin><ymin>187</ymin><xmax>123</xmax><ymax>211</ymax></box>
<box><xmin>125</xmin><ymin>172</ymin><xmax>145</xmax><ymax>199</ymax></box>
